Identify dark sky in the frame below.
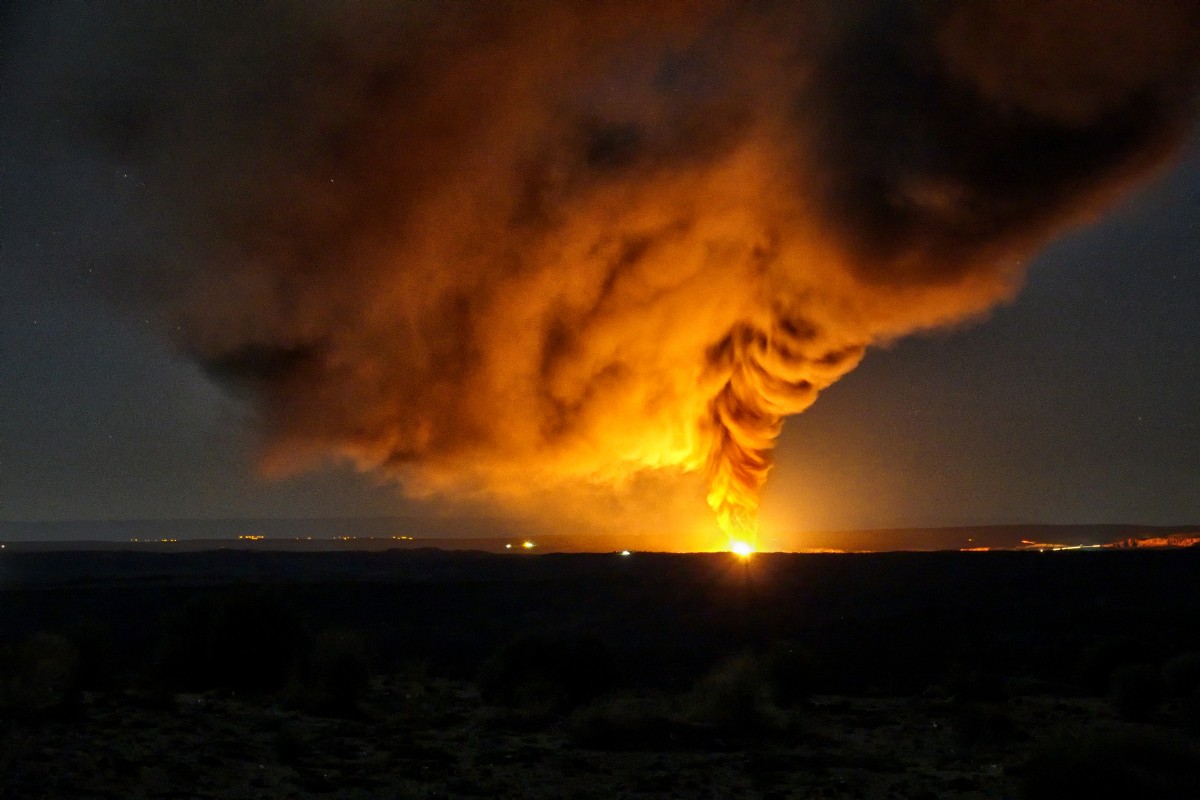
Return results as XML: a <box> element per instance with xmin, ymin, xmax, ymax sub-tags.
<box><xmin>1</xmin><ymin>3</ymin><xmax>1198</xmax><ymax>538</ymax></box>
<box><xmin>764</xmin><ymin>137</ymin><xmax>1200</xmax><ymax>531</ymax></box>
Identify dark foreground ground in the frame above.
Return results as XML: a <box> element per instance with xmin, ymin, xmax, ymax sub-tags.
<box><xmin>2</xmin><ymin>548</ymin><xmax>1200</xmax><ymax>798</ymax></box>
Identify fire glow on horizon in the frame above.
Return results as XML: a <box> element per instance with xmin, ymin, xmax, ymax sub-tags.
<box><xmin>730</xmin><ymin>540</ymin><xmax>755</xmax><ymax>559</ymax></box>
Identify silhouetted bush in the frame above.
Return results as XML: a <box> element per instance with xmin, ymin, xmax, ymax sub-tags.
<box><xmin>477</xmin><ymin>633</ymin><xmax>616</xmax><ymax>712</ymax></box>
<box><xmin>1163</xmin><ymin>653</ymin><xmax>1200</xmax><ymax>698</ymax></box>
<box><xmin>761</xmin><ymin>640</ymin><xmax>818</xmax><ymax>707</ymax></box>
<box><xmin>273</xmin><ymin>722</ymin><xmax>313</xmax><ymax>766</ymax></box>
<box><xmin>1182</xmin><ymin>689</ymin><xmax>1200</xmax><ymax>734</ymax></box>
<box><xmin>1077</xmin><ymin>636</ymin><xmax>1142</xmax><ymax>695</ymax></box>
<box><xmin>1020</xmin><ymin>731</ymin><xmax>1200</xmax><ymax>800</ymax></box>
<box><xmin>568</xmin><ymin>692</ymin><xmax>687</xmax><ymax>750</ymax></box>
<box><xmin>1110</xmin><ymin>663</ymin><xmax>1165</xmax><ymax>721</ymax></box>
<box><xmin>286</xmin><ymin>629</ymin><xmax>371</xmax><ymax>716</ymax></box>
<box><xmin>151</xmin><ymin>600</ymin><xmax>209</xmax><ymax>689</ymax></box>
<box><xmin>0</xmin><ymin>632</ymin><xmax>81</xmax><ymax>718</ymax></box>
<box><xmin>685</xmin><ymin>652</ymin><xmax>785</xmax><ymax>735</ymax></box>
<box><xmin>153</xmin><ymin>589</ymin><xmax>308</xmax><ymax>693</ymax></box>
<box><xmin>65</xmin><ymin>619</ymin><xmax>120</xmax><ymax>691</ymax></box>
<box><xmin>951</xmin><ymin>702</ymin><xmax>1020</xmax><ymax>751</ymax></box>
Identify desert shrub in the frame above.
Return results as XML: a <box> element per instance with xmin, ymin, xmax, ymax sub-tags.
<box><xmin>1110</xmin><ymin>663</ymin><xmax>1165</xmax><ymax>721</ymax></box>
<box><xmin>951</xmin><ymin>702</ymin><xmax>1020</xmax><ymax>751</ymax></box>
<box><xmin>477</xmin><ymin>633</ymin><xmax>616</xmax><ymax>712</ymax></box>
<box><xmin>1182</xmin><ymin>689</ymin><xmax>1200</xmax><ymax>734</ymax></box>
<box><xmin>685</xmin><ymin>652</ymin><xmax>785</xmax><ymax>735</ymax></box>
<box><xmin>0</xmin><ymin>632</ymin><xmax>81</xmax><ymax>717</ymax></box>
<box><xmin>153</xmin><ymin>589</ymin><xmax>308</xmax><ymax>693</ymax></box>
<box><xmin>286</xmin><ymin>629</ymin><xmax>371</xmax><ymax>716</ymax></box>
<box><xmin>1019</xmin><ymin>731</ymin><xmax>1200</xmax><ymax>800</ymax></box>
<box><xmin>151</xmin><ymin>600</ymin><xmax>210</xmax><ymax>689</ymax></box>
<box><xmin>1163</xmin><ymin>653</ymin><xmax>1200</xmax><ymax>698</ymax></box>
<box><xmin>65</xmin><ymin>619</ymin><xmax>120</xmax><ymax>691</ymax></box>
<box><xmin>761</xmin><ymin>640</ymin><xmax>818</xmax><ymax>707</ymax></box>
<box><xmin>568</xmin><ymin>692</ymin><xmax>682</xmax><ymax>750</ymax></box>
<box><xmin>1077</xmin><ymin>636</ymin><xmax>1141</xmax><ymax>695</ymax></box>
<box><xmin>273</xmin><ymin>722</ymin><xmax>313</xmax><ymax>765</ymax></box>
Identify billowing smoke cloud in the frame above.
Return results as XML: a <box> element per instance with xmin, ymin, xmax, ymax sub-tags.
<box><xmin>21</xmin><ymin>1</ymin><xmax>1200</xmax><ymax>544</ymax></box>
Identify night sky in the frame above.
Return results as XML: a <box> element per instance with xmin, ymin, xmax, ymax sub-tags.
<box><xmin>2</xmin><ymin>3</ymin><xmax>1198</xmax><ymax>540</ymax></box>
<box><xmin>764</xmin><ymin>137</ymin><xmax>1200</xmax><ymax>532</ymax></box>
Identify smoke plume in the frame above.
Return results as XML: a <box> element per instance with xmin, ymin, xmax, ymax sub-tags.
<box><xmin>23</xmin><ymin>1</ymin><xmax>1200</xmax><ymax>544</ymax></box>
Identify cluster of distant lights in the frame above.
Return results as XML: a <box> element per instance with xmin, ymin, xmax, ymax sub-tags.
<box><xmin>124</xmin><ymin>534</ymin><xmax>422</xmax><ymax>543</ymax></box>
<box><xmin>0</xmin><ymin>532</ymin><xmax>746</xmax><ymax>557</ymax></box>
<box><xmin>335</xmin><ymin>535</ymin><xmax>416</xmax><ymax>541</ymax></box>
<box><xmin>113</xmin><ymin>535</ymin><xmax>750</xmax><ymax>558</ymax></box>
<box><xmin>498</xmin><ymin>541</ymin><xmax>753</xmax><ymax>559</ymax></box>
<box><xmin>503</xmin><ymin>543</ymin><xmax>642</xmax><ymax>557</ymax></box>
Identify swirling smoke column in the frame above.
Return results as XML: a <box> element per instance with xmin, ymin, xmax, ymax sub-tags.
<box><xmin>33</xmin><ymin>1</ymin><xmax>1200</xmax><ymax>546</ymax></box>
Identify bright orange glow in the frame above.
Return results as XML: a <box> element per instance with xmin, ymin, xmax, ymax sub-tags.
<box><xmin>730</xmin><ymin>540</ymin><xmax>755</xmax><ymax>558</ymax></box>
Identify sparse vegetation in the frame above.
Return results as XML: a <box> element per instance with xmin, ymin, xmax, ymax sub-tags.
<box><xmin>4</xmin><ymin>547</ymin><xmax>1200</xmax><ymax>798</ymax></box>
<box><xmin>477</xmin><ymin>633</ymin><xmax>616</xmax><ymax>713</ymax></box>
<box><xmin>152</xmin><ymin>589</ymin><xmax>308</xmax><ymax>693</ymax></box>
<box><xmin>1019</xmin><ymin>731</ymin><xmax>1200</xmax><ymax>800</ymax></box>
<box><xmin>1109</xmin><ymin>663</ymin><xmax>1165</xmax><ymax>721</ymax></box>
<box><xmin>285</xmin><ymin>629</ymin><xmax>371</xmax><ymax>717</ymax></box>
<box><xmin>0</xmin><ymin>632</ymin><xmax>81</xmax><ymax>718</ymax></box>
<box><xmin>272</xmin><ymin>721</ymin><xmax>312</xmax><ymax>766</ymax></box>
<box><xmin>568</xmin><ymin>692</ymin><xmax>684</xmax><ymax>750</ymax></box>
<box><xmin>685</xmin><ymin>652</ymin><xmax>787</xmax><ymax>735</ymax></box>
<box><xmin>761</xmin><ymin>640</ymin><xmax>818</xmax><ymax>707</ymax></box>
<box><xmin>950</xmin><ymin>702</ymin><xmax>1020</xmax><ymax>751</ymax></box>
<box><xmin>64</xmin><ymin>619</ymin><xmax>120</xmax><ymax>691</ymax></box>
<box><xmin>1182</xmin><ymin>689</ymin><xmax>1200</xmax><ymax>734</ymax></box>
<box><xmin>1163</xmin><ymin>653</ymin><xmax>1200</xmax><ymax>698</ymax></box>
<box><xmin>1077</xmin><ymin>636</ymin><xmax>1143</xmax><ymax>695</ymax></box>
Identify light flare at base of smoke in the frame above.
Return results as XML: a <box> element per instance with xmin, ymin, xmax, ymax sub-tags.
<box><xmin>729</xmin><ymin>540</ymin><xmax>756</xmax><ymax>559</ymax></box>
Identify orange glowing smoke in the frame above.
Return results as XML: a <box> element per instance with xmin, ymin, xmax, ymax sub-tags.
<box><xmin>63</xmin><ymin>2</ymin><xmax>1200</xmax><ymax>544</ymax></box>
<box><xmin>703</xmin><ymin>314</ymin><xmax>867</xmax><ymax>549</ymax></box>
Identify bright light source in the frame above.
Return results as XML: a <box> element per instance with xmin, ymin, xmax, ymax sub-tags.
<box><xmin>730</xmin><ymin>541</ymin><xmax>755</xmax><ymax>559</ymax></box>
<box><xmin>522</xmin><ymin>540</ymin><xmax>535</xmax><ymax>549</ymax></box>
<box><xmin>505</xmin><ymin>543</ymin><xmax>512</xmax><ymax>549</ymax></box>
<box><xmin>620</xmin><ymin>550</ymin><xmax>632</xmax><ymax>556</ymax></box>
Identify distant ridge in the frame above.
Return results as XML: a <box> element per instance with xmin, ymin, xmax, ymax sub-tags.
<box><xmin>0</xmin><ymin>516</ymin><xmax>527</xmax><ymax>543</ymax></box>
<box><xmin>2</xmin><ymin>519</ymin><xmax>1199</xmax><ymax>552</ymax></box>
<box><xmin>787</xmin><ymin>524</ymin><xmax>1200</xmax><ymax>552</ymax></box>
<box><xmin>1108</xmin><ymin>532</ymin><xmax>1200</xmax><ymax>549</ymax></box>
